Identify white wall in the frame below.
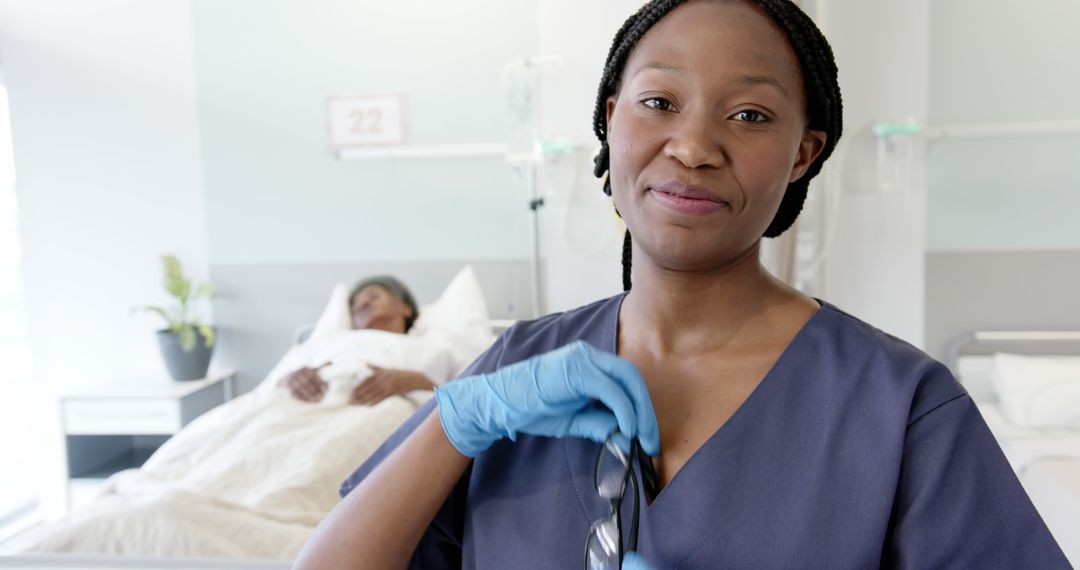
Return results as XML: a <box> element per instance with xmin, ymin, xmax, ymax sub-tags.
<box><xmin>816</xmin><ymin>0</ymin><xmax>930</xmax><ymax>346</ymax></box>
<box><xmin>534</xmin><ymin>0</ymin><xmax>643</xmax><ymax>312</ymax></box>
<box><xmin>0</xmin><ymin>0</ymin><xmax>209</xmax><ymax>513</ymax></box>
<box><xmin>191</xmin><ymin>0</ymin><xmax>535</xmax><ymax>267</ymax></box>
<box><xmin>927</xmin><ymin>0</ymin><xmax>1080</xmax><ymax>253</ymax></box>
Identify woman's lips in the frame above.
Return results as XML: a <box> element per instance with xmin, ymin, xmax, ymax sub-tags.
<box><xmin>648</xmin><ymin>183</ymin><xmax>730</xmax><ymax>216</ymax></box>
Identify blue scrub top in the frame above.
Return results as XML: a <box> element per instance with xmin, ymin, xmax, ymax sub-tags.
<box><xmin>341</xmin><ymin>294</ymin><xmax>1069</xmax><ymax>569</ymax></box>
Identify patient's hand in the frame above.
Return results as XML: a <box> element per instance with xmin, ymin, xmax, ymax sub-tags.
<box><xmin>350</xmin><ymin>365</ymin><xmax>436</xmax><ymax>406</ymax></box>
<box><xmin>279</xmin><ymin>364</ymin><xmax>330</xmax><ymax>402</ymax></box>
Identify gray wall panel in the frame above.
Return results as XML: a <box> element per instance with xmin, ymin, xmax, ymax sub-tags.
<box><xmin>925</xmin><ymin>251</ymin><xmax>1080</xmax><ymax>365</ymax></box>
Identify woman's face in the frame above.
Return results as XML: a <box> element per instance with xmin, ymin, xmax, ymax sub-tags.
<box><xmin>350</xmin><ymin>285</ymin><xmax>412</xmax><ymax>333</ymax></box>
<box><xmin>606</xmin><ymin>0</ymin><xmax>826</xmax><ymax>272</ymax></box>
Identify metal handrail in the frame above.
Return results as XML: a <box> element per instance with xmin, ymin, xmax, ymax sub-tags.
<box><xmin>946</xmin><ymin>330</ymin><xmax>1080</xmax><ymax>372</ymax></box>
<box><xmin>923</xmin><ymin>119</ymin><xmax>1080</xmax><ymax>140</ymax></box>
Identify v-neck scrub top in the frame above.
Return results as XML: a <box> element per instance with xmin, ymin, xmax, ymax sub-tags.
<box><xmin>340</xmin><ymin>294</ymin><xmax>1069</xmax><ymax>568</ymax></box>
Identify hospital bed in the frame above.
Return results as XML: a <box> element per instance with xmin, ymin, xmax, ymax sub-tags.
<box><xmin>0</xmin><ymin>267</ymin><xmax>502</xmax><ymax>568</ymax></box>
<box><xmin>949</xmin><ymin>331</ymin><xmax>1080</xmax><ymax>566</ymax></box>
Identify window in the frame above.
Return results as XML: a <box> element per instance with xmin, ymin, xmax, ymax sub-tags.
<box><xmin>0</xmin><ymin>83</ymin><xmax>36</xmax><ymax>530</ymax></box>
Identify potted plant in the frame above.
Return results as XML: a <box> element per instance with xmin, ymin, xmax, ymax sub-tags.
<box><xmin>137</xmin><ymin>255</ymin><xmax>216</xmax><ymax>381</ymax></box>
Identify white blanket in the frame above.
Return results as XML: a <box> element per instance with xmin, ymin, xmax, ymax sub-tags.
<box><xmin>991</xmin><ymin>353</ymin><xmax>1080</xmax><ymax>430</ymax></box>
<box><xmin>977</xmin><ymin>401</ymin><xmax>1080</xmax><ymax>475</ymax></box>
<box><xmin>26</xmin><ymin>330</ymin><xmax>458</xmax><ymax>559</ymax></box>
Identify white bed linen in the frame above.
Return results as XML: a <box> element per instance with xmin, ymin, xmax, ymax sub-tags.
<box><xmin>959</xmin><ymin>356</ymin><xmax>1080</xmax><ymax>473</ymax></box>
<box><xmin>963</xmin><ymin>356</ymin><xmax>1080</xmax><ymax>566</ymax></box>
<box><xmin>1022</xmin><ymin>460</ymin><xmax>1080</xmax><ymax>565</ymax></box>
<box><xmin>24</xmin><ymin>330</ymin><xmax>458</xmax><ymax>560</ymax></box>
<box><xmin>977</xmin><ymin>402</ymin><xmax>1080</xmax><ymax>475</ymax></box>
<box><xmin>980</xmin><ymin>407</ymin><xmax>1080</xmax><ymax>567</ymax></box>
<box><xmin>991</xmin><ymin>353</ymin><xmax>1080</xmax><ymax>429</ymax></box>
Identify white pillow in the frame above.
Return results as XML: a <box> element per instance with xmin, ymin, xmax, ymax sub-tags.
<box><xmin>410</xmin><ymin>265</ymin><xmax>491</xmax><ymax>337</ymax></box>
<box><xmin>409</xmin><ymin>266</ymin><xmax>495</xmax><ymax>375</ymax></box>
<box><xmin>991</xmin><ymin>353</ymin><xmax>1080</xmax><ymax>429</ymax></box>
<box><xmin>307</xmin><ymin>282</ymin><xmax>351</xmax><ymax>342</ymax></box>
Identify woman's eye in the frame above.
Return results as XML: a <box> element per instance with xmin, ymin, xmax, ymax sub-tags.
<box><xmin>642</xmin><ymin>97</ymin><xmax>674</xmax><ymax>111</ymax></box>
<box><xmin>733</xmin><ymin>110</ymin><xmax>769</xmax><ymax>123</ymax></box>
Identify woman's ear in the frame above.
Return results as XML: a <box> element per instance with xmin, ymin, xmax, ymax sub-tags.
<box><xmin>789</xmin><ymin>129</ymin><xmax>827</xmax><ymax>183</ymax></box>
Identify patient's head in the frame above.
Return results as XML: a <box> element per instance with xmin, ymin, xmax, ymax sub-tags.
<box><xmin>348</xmin><ymin>276</ymin><xmax>418</xmax><ymax>334</ymax></box>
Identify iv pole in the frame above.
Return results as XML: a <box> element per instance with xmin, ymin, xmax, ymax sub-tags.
<box><xmin>503</xmin><ymin>56</ymin><xmax>556</xmax><ymax>318</ymax></box>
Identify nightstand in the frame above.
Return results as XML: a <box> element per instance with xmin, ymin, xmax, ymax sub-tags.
<box><xmin>58</xmin><ymin>370</ymin><xmax>236</xmax><ymax>511</ymax></box>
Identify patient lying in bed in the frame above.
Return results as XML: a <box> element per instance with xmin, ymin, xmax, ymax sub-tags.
<box><xmin>279</xmin><ymin>275</ymin><xmax>443</xmax><ymax>405</ymax></box>
<box><xmin>24</xmin><ymin>268</ymin><xmax>495</xmax><ymax>560</ymax></box>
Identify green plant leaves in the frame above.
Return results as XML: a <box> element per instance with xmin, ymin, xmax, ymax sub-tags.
<box><xmin>195</xmin><ymin>283</ymin><xmax>215</xmax><ymax>300</ymax></box>
<box><xmin>134</xmin><ymin>305</ymin><xmax>173</xmax><ymax>326</ymax></box>
<box><xmin>167</xmin><ymin>324</ymin><xmax>214</xmax><ymax>352</ymax></box>
<box><xmin>174</xmin><ymin>323</ymin><xmax>197</xmax><ymax>352</ymax></box>
<box><xmin>147</xmin><ymin>255</ymin><xmax>216</xmax><ymax>350</ymax></box>
<box><xmin>197</xmin><ymin>324</ymin><xmax>216</xmax><ymax>348</ymax></box>
<box><xmin>162</xmin><ymin>255</ymin><xmax>182</xmax><ymax>281</ymax></box>
<box><xmin>162</xmin><ymin>255</ymin><xmax>192</xmax><ymax>305</ymax></box>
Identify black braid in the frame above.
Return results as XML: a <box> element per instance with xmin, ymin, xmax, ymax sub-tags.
<box><xmin>622</xmin><ymin>230</ymin><xmax>633</xmax><ymax>291</ymax></box>
<box><xmin>593</xmin><ymin>0</ymin><xmax>684</xmax><ymax>197</ymax></box>
<box><xmin>592</xmin><ymin>0</ymin><xmax>844</xmax><ymax>281</ymax></box>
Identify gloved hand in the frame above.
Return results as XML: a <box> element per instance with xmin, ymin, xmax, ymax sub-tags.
<box><xmin>434</xmin><ymin>340</ymin><xmax>659</xmax><ymax>457</ymax></box>
<box><xmin>622</xmin><ymin>553</ymin><xmax>655</xmax><ymax>570</ymax></box>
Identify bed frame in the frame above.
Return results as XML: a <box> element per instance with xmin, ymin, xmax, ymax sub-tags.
<box><xmin>946</xmin><ymin>330</ymin><xmax>1080</xmax><ymax>373</ymax></box>
<box><xmin>0</xmin><ymin>554</ymin><xmax>290</xmax><ymax>569</ymax></box>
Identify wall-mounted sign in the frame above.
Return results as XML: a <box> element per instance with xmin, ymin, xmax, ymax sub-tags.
<box><xmin>327</xmin><ymin>95</ymin><xmax>404</xmax><ymax>147</ymax></box>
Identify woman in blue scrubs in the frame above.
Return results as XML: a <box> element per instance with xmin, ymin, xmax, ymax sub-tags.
<box><xmin>296</xmin><ymin>1</ymin><xmax>1069</xmax><ymax>567</ymax></box>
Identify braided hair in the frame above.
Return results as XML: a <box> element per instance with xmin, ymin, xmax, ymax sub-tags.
<box><xmin>592</xmin><ymin>0</ymin><xmax>843</xmax><ymax>291</ymax></box>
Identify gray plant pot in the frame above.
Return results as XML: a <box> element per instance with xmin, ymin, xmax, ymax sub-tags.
<box><xmin>156</xmin><ymin>328</ymin><xmax>214</xmax><ymax>381</ymax></box>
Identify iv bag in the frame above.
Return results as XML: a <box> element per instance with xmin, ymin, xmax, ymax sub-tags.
<box><xmin>503</xmin><ymin>58</ymin><xmax>542</xmax><ymax>161</ymax></box>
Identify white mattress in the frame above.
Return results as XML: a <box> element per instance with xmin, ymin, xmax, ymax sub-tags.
<box><xmin>1023</xmin><ymin>460</ymin><xmax>1080</xmax><ymax>565</ymax></box>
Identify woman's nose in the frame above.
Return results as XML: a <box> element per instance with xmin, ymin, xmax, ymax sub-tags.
<box><xmin>663</xmin><ymin>114</ymin><xmax>725</xmax><ymax>169</ymax></box>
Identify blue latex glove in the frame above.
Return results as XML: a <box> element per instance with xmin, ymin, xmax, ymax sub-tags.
<box><xmin>622</xmin><ymin>553</ymin><xmax>655</xmax><ymax>570</ymax></box>
<box><xmin>434</xmin><ymin>340</ymin><xmax>659</xmax><ymax>457</ymax></box>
